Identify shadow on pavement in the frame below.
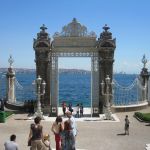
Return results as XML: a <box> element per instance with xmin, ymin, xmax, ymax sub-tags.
<box><xmin>145</xmin><ymin>123</ymin><xmax>150</xmax><ymax>126</ymax></box>
<box><xmin>117</xmin><ymin>133</ymin><xmax>126</xmax><ymax>136</ymax></box>
<box><xmin>14</xmin><ymin>118</ymin><xmax>31</xmax><ymax>120</ymax></box>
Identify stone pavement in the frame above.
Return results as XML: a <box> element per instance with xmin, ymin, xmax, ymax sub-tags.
<box><xmin>0</xmin><ymin>107</ymin><xmax>150</xmax><ymax>150</ymax></box>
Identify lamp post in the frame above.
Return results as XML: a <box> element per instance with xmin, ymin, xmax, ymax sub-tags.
<box><xmin>101</xmin><ymin>75</ymin><xmax>114</xmax><ymax>120</ymax></box>
<box><xmin>34</xmin><ymin>75</ymin><xmax>46</xmax><ymax>119</ymax></box>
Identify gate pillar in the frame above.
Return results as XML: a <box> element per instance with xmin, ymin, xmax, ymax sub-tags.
<box><xmin>50</xmin><ymin>56</ymin><xmax>58</xmax><ymax>116</ymax></box>
<box><xmin>140</xmin><ymin>55</ymin><xmax>150</xmax><ymax>101</ymax></box>
<box><xmin>91</xmin><ymin>55</ymin><xmax>100</xmax><ymax>116</ymax></box>
<box><xmin>33</xmin><ymin>25</ymin><xmax>51</xmax><ymax>113</ymax></box>
<box><xmin>97</xmin><ymin>25</ymin><xmax>116</xmax><ymax>113</ymax></box>
<box><xmin>6</xmin><ymin>55</ymin><xmax>16</xmax><ymax>104</ymax></box>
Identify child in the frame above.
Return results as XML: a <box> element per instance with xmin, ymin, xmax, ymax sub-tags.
<box><xmin>43</xmin><ymin>134</ymin><xmax>52</xmax><ymax>150</ymax></box>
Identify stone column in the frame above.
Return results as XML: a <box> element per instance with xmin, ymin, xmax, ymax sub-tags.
<box><xmin>33</xmin><ymin>24</ymin><xmax>51</xmax><ymax>113</ymax></box>
<box><xmin>140</xmin><ymin>55</ymin><xmax>150</xmax><ymax>101</ymax></box>
<box><xmin>97</xmin><ymin>24</ymin><xmax>116</xmax><ymax>113</ymax></box>
<box><xmin>6</xmin><ymin>55</ymin><xmax>16</xmax><ymax>103</ymax></box>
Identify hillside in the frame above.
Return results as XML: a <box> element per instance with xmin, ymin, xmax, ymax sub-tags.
<box><xmin>0</xmin><ymin>68</ymin><xmax>90</xmax><ymax>74</ymax></box>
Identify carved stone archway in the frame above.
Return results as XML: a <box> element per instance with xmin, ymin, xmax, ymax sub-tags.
<box><xmin>33</xmin><ymin>18</ymin><xmax>116</xmax><ymax>116</ymax></box>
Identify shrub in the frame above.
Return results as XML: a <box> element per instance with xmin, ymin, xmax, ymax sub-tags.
<box><xmin>5</xmin><ymin>111</ymin><xmax>14</xmax><ymax>118</ymax></box>
<box><xmin>134</xmin><ymin>112</ymin><xmax>150</xmax><ymax>122</ymax></box>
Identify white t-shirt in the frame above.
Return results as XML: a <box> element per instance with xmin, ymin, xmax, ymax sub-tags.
<box><xmin>4</xmin><ymin>141</ymin><xmax>19</xmax><ymax>150</ymax></box>
<box><xmin>69</xmin><ymin>116</ymin><xmax>77</xmax><ymax>136</ymax></box>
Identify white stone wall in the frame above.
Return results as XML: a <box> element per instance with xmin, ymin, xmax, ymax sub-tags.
<box><xmin>7</xmin><ymin>76</ymin><xmax>16</xmax><ymax>103</ymax></box>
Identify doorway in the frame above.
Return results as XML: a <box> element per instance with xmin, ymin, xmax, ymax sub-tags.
<box><xmin>58</xmin><ymin>57</ymin><xmax>91</xmax><ymax>114</ymax></box>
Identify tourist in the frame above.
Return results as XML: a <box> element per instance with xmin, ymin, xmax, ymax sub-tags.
<box><xmin>43</xmin><ymin>134</ymin><xmax>52</xmax><ymax>150</ymax></box>
<box><xmin>66</xmin><ymin>111</ymin><xmax>77</xmax><ymax>149</ymax></box>
<box><xmin>75</xmin><ymin>104</ymin><xmax>79</xmax><ymax>118</ymax></box>
<box><xmin>61</xmin><ymin>121</ymin><xmax>75</xmax><ymax>150</ymax></box>
<box><xmin>27</xmin><ymin>100</ymin><xmax>31</xmax><ymax>115</ymax></box>
<box><xmin>31</xmin><ymin>100</ymin><xmax>35</xmax><ymax>114</ymax></box>
<box><xmin>79</xmin><ymin>103</ymin><xmax>83</xmax><ymax>117</ymax></box>
<box><xmin>68</xmin><ymin>103</ymin><xmax>73</xmax><ymax>114</ymax></box>
<box><xmin>125</xmin><ymin>115</ymin><xmax>130</xmax><ymax>135</ymax></box>
<box><xmin>28</xmin><ymin>116</ymin><xmax>44</xmax><ymax>150</ymax></box>
<box><xmin>24</xmin><ymin>100</ymin><xmax>28</xmax><ymax>113</ymax></box>
<box><xmin>0</xmin><ymin>98</ymin><xmax>4</xmax><ymax>111</ymax></box>
<box><xmin>62</xmin><ymin>101</ymin><xmax>67</xmax><ymax>116</ymax></box>
<box><xmin>4</xmin><ymin>134</ymin><xmax>19</xmax><ymax>150</ymax></box>
<box><xmin>51</xmin><ymin>116</ymin><xmax>63</xmax><ymax>150</ymax></box>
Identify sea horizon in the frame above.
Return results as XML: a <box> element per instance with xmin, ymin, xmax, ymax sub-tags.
<box><xmin>0</xmin><ymin>71</ymin><xmax>139</xmax><ymax>107</ymax></box>
<box><xmin>0</xmin><ymin>67</ymin><xmax>139</xmax><ymax>75</ymax></box>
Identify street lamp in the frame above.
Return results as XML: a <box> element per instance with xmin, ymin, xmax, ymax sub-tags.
<box><xmin>101</xmin><ymin>75</ymin><xmax>113</xmax><ymax>120</ymax></box>
<box><xmin>34</xmin><ymin>75</ymin><xmax>46</xmax><ymax>119</ymax></box>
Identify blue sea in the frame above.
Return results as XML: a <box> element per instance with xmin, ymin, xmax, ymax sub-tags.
<box><xmin>0</xmin><ymin>72</ymin><xmax>138</xmax><ymax>107</ymax></box>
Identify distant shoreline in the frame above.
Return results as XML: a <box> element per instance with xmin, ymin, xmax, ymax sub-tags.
<box><xmin>0</xmin><ymin>68</ymin><xmax>138</xmax><ymax>75</ymax></box>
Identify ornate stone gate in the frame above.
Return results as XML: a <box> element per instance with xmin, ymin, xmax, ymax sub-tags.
<box><xmin>33</xmin><ymin>18</ymin><xmax>116</xmax><ymax>116</ymax></box>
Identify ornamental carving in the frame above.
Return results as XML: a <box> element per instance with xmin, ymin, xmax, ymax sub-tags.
<box><xmin>53</xmin><ymin>18</ymin><xmax>96</xmax><ymax>38</ymax></box>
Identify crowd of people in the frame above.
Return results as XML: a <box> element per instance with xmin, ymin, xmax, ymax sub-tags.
<box><xmin>62</xmin><ymin>102</ymin><xmax>84</xmax><ymax>118</ymax></box>
<box><xmin>4</xmin><ymin>111</ymin><xmax>77</xmax><ymax>150</ymax></box>
<box><xmin>24</xmin><ymin>100</ymin><xmax>36</xmax><ymax>115</ymax></box>
<box><xmin>3</xmin><ymin>111</ymin><xmax>130</xmax><ymax>150</ymax></box>
<box><xmin>51</xmin><ymin>111</ymin><xmax>77</xmax><ymax>150</ymax></box>
<box><xmin>24</xmin><ymin>100</ymin><xmax>84</xmax><ymax>119</ymax></box>
<box><xmin>3</xmin><ymin>98</ymin><xmax>130</xmax><ymax>150</ymax></box>
<box><xmin>27</xmin><ymin>111</ymin><xmax>77</xmax><ymax>150</ymax></box>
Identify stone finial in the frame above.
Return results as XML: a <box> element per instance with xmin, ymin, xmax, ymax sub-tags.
<box><xmin>8</xmin><ymin>55</ymin><xmax>14</xmax><ymax>68</ymax></box>
<box><xmin>103</xmin><ymin>24</ymin><xmax>110</xmax><ymax>32</ymax></box>
<box><xmin>72</xmin><ymin>18</ymin><xmax>77</xmax><ymax>22</ymax></box>
<box><xmin>141</xmin><ymin>54</ymin><xmax>147</xmax><ymax>68</ymax></box>
<box><xmin>40</xmin><ymin>24</ymin><xmax>47</xmax><ymax>32</ymax></box>
<box><xmin>100</xmin><ymin>24</ymin><xmax>112</xmax><ymax>40</ymax></box>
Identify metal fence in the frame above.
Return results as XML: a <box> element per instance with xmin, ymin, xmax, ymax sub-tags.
<box><xmin>113</xmin><ymin>77</ymin><xmax>146</xmax><ymax>106</ymax></box>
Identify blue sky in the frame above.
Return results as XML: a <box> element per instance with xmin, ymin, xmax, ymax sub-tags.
<box><xmin>0</xmin><ymin>0</ymin><xmax>150</xmax><ymax>73</ymax></box>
